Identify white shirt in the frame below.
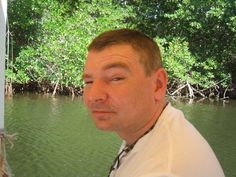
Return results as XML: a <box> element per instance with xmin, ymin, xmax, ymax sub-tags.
<box><xmin>109</xmin><ymin>103</ymin><xmax>225</xmax><ymax>177</ymax></box>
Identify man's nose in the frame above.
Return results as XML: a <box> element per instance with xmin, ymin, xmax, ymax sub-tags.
<box><xmin>87</xmin><ymin>81</ymin><xmax>108</xmax><ymax>103</ymax></box>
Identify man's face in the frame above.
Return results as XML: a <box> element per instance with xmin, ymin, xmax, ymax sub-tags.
<box><xmin>83</xmin><ymin>44</ymin><xmax>158</xmax><ymax>135</ymax></box>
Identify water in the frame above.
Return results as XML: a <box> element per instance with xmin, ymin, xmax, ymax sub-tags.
<box><xmin>5</xmin><ymin>94</ymin><xmax>121</xmax><ymax>177</ymax></box>
<box><xmin>4</xmin><ymin>94</ymin><xmax>236</xmax><ymax>177</ymax></box>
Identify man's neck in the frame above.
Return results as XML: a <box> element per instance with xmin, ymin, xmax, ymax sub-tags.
<box><xmin>119</xmin><ymin>100</ymin><xmax>167</xmax><ymax>145</ymax></box>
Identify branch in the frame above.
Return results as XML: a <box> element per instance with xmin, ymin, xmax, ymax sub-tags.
<box><xmin>170</xmin><ymin>83</ymin><xmax>187</xmax><ymax>96</ymax></box>
<box><xmin>200</xmin><ymin>77</ymin><xmax>230</xmax><ymax>92</ymax></box>
<box><xmin>186</xmin><ymin>81</ymin><xmax>195</xmax><ymax>98</ymax></box>
<box><xmin>223</xmin><ymin>86</ymin><xmax>229</xmax><ymax>100</ymax></box>
<box><xmin>52</xmin><ymin>80</ymin><xmax>59</xmax><ymax>97</ymax></box>
<box><xmin>191</xmin><ymin>87</ymin><xmax>207</xmax><ymax>97</ymax></box>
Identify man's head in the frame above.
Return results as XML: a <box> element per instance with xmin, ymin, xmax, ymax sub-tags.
<box><xmin>88</xmin><ymin>28</ymin><xmax>163</xmax><ymax>76</ymax></box>
<box><xmin>83</xmin><ymin>29</ymin><xmax>167</xmax><ymax>143</ymax></box>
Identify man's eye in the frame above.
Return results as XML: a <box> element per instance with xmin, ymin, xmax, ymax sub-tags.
<box><xmin>111</xmin><ymin>77</ymin><xmax>125</xmax><ymax>81</ymax></box>
<box><xmin>84</xmin><ymin>81</ymin><xmax>93</xmax><ymax>85</ymax></box>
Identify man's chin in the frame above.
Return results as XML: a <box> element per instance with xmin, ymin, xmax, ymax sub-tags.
<box><xmin>95</xmin><ymin>124</ymin><xmax>114</xmax><ymax>131</ymax></box>
<box><xmin>93</xmin><ymin>120</ymin><xmax>115</xmax><ymax>131</ymax></box>
<box><xmin>92</xmin><ymin>115</ymin><xmax>115</xmax><ymax>131</ymax></box>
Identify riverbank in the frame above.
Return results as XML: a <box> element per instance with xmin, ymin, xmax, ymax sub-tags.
<box><xmin>4</xmin><ymin>81</ymin><xmax>236</xmax><ymax>99</ymax></box>
<box><xmin>5</xmin><ymin>81</ymin><xmax>83</xmax><ymax>97</ymax></box>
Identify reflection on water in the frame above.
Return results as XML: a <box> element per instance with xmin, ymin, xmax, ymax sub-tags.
<box><xmin>4</xmin><ymin>94</ymin><xmax>236</xmax><ymax>177</ymax></box>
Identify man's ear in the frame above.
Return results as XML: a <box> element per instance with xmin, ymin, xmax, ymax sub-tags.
<box><xmin>153</xmin><ymin>68</ymin><xmax>168</xmax><ymax>101</ymax></box>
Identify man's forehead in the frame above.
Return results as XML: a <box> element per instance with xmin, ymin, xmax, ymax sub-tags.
<box><xmin>85</xmin><ymin>47</ymin><xmax>138</xmax><ymax>68</ymax></box>
<box><xmin>83</xmin><ymin>44</ymin><xmax>143</xmax><ymax>77</ymax></box>
<box><xmin>87</xmin><ymin>44</ymin><xmax>139</xmax><ymax>59</ymax></box>
<box><xmin>102</xmin><ymin>61</ymin><xmax>131</xmax><ymax>72</ymax></box>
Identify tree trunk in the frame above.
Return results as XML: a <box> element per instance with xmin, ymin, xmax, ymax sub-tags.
<box><xmin>230</xmin><ymin>70</ymin><xmax>236</xmax><ymax>99</ymax></box>
<box><xmin>52</xmin><ymin>80</ymin><xmax>59</xmax><ymax>97</ymax></box>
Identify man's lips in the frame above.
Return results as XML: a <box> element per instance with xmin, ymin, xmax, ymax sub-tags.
<box><xmin>92</xmin><ymin>110</ymin><xmax>115</xmax><ymax>114</ymax></box>
<box><xmin>90</xmin><ymin>109</ymin><xmax>116</xmax><ymax>118</ymax></box>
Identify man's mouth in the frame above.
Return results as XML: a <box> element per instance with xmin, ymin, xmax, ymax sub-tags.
<box><xmin>92</xmin><ymin>110</ymin><xmax>114</xmax><ymax>114</ymax></box>
<box><xmin>91</xmin><ymin>110</ymin><xmax>115</xmax><ymax>117</ymax></box>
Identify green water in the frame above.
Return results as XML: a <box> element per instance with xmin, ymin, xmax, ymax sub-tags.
<box><xmin>4</xmin><ymin>94</ymin><xmax>236</xmax><ymax>177</ymax></box>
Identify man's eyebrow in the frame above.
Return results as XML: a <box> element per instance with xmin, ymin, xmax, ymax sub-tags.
<box><xmin>103</xmin><ymin>62</ymin><xmax>131</xmax><ymax>72</ymax></box>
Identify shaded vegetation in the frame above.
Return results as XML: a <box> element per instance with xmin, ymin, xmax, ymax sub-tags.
<box><xmin>6</xmin><ymin>0</ymin><xmax>236</xmax><ymax>98</ymax></box>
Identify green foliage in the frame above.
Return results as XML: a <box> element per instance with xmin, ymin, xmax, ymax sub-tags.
<box><xmin>7</xmin><ymin>0</ymin><xmax>236</xmax><ymax>96</ymax></box>
<box><xmin>157</xmin><ymin>37</ymin><xmax>222</xmax><ymax>88</ymax></box>
<box><xmin>157</xmin><ymin>38</ymin><xmax>195</xmax><ymax>82</ymax></box>
<box><xmin>127</xmin><ymin>0</ymin><xmax>235</xmax><ymax>89</ymax></box>
<box><xmin>8</xmin><ymin>0</ymin><xmax>134</xmax><ymax>88</ymax></box>
<box><xmin>8</xmin><ymin>0</ymin><xmax>45</xmax><ymax>53</ymax></box>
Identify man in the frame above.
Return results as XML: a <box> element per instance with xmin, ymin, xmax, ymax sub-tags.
<box><xmin>82</xmin><ymin>29</ymin><xmax>225</xmax><ymax>177</ymax></box>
